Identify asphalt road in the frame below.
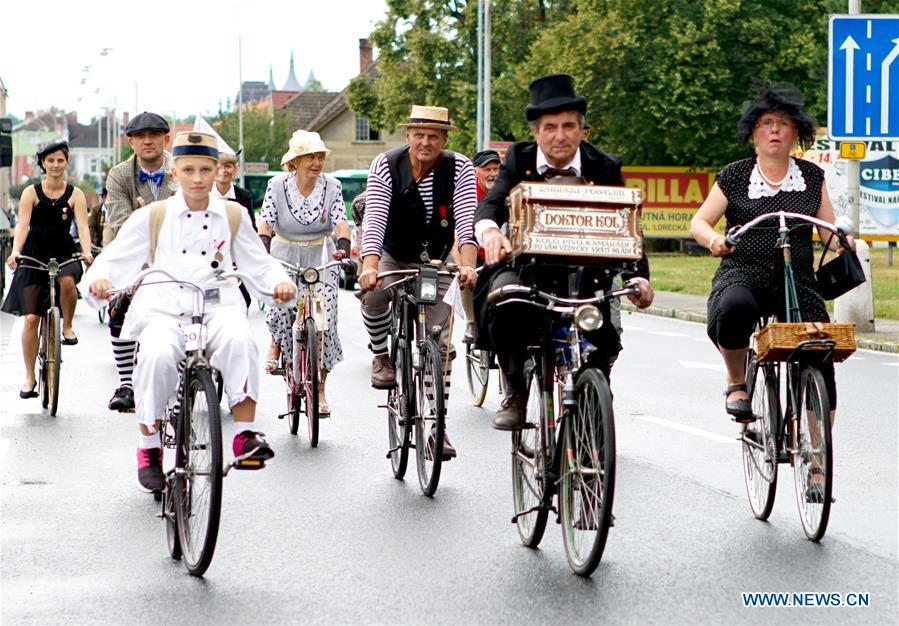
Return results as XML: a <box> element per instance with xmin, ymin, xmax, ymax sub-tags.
<box><xmin>1</xmin><ymin>292</ymin><xmax>897</xmax><ymax>625</ymax></box>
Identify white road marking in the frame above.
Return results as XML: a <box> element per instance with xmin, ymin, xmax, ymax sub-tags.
<box><xmin>884</xmin><ymin>362</ymin><xmax>899</xmax><ymax>368</ymax></box>
<box><xmin>649</xmin><ymin>330</ymin><xmax>685</xmax><ymax>337</ymax></box>
<box><xmin>679</xmin><ymin>360</ymin><xmax>727</xmax><ymax>373</ymax></box>
<box><xmin>631</xmin><ymin>414</ymin><xmax>734</xmax><ymax>444</ymax></box>
<box><xmin>621</xmin><ymin>324</ymin><xmax>643</xmax><ymax>331</ymax></box>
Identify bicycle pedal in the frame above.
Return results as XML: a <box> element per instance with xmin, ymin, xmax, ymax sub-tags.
<box><xmin>233</xmin><ymin>458</ymin><xmax>266</xmax><ymax>470</ymax></box>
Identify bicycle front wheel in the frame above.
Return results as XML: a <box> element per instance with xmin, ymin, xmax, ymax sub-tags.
<box><xmin>284</xmin><ymin>358</ymin><xmax>301</xmax><ymax>435</ymax></box>
<box><xmin>174</xmin><ymin>367</ymin><xmax>223</xmax><ymax>576</ymax></box>
<box><xmin>511</xmin><ymin>359</ymin><xmax>549</xmax><ymax>548</ymax></box>
<box><xmin>414</xmin><ymin>339</ymin><xmax>445</xmax><ymax>496</ymax></box>
<box><xmin>387</xmin><ymin>337</ymin><xmax>411</xmax><ymax>479</ymax></box>
<box><xmin>465</xmin><ymin>343</ymin><xmax>489</xmax><ymax>407</ymax></box>
<box><xmin>559</xmin><ymin>367</ymin><xmax>615</xmax><ymax>578</ymax></box>
<box><xmin>742</xmin><ymin>351</ymin><xmax>779</xmax><ymax>520</ymax></box>
<box><xmin>41</xmin><ymin>307</ymin><xmax>62</xmax><ymax>416</ymax></box>
<box><xmin>791</xmin><ymin>365</ymin><xmax>833</xmax><ymax>541</ymax></box>
<box><xmin>302</xmin><ymin>317</ymin><xmax>320</xmax><ymax>447</ymax></box>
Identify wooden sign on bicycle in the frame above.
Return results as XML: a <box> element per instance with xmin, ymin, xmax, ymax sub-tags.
<box><xmin>508</xmin><ymin>182</ymin><xmax>643</xmax><ymax>264</ymax></box>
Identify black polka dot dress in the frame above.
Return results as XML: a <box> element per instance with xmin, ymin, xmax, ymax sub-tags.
<box><xmin>707</xmin><ymin>157</ymin><xmax>829</xmax><ymax>337</ymax></box>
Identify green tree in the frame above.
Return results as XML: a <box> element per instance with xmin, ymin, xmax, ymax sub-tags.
<box><xmin>211</xmin><ymin>106</ymin><xmax>292</xmax><ymax>171</ymax></box>
<box><xmin>350</xmin><ymin>0</ymin><xmax>899</xmax><ymax>166</ymax></box>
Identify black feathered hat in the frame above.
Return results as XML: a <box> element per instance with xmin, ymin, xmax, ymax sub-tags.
<box><xmin>525</xmin><ymin>74</ymin><xmax>587</xmax><ymax>122</ymax></box>
<box><xmin>737</xmin><ymin>82</ymin><xmax>817</xmax><ymax>150</ymax></box>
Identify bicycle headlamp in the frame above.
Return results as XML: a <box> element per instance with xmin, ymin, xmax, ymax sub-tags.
<box><xmin>574</xmin><ymin>304</ymin><xmax>602</xmax><ymax>331</ymax></box>
<box><xmin>415</xmin><ymin>265</ymin><xmax>439</xmax><ymax>304</ymax></box>
<box><xmin>302</xmin><ymin>267</ymin><xmax>320</xmax><ymax>285</ymax></box>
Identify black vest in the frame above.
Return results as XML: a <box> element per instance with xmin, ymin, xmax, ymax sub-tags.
<box><xmin>383</xmin><ymin>146</ymin><xmax>456</xmax><ymax>263</ymax></box>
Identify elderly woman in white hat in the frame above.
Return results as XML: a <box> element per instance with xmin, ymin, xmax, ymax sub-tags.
<box><xmin>258</xmin><ymin>130</ymin><xmax>351</xmax><ymax>416</ymax></box>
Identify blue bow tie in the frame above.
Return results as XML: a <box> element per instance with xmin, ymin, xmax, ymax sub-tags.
<box><xmin>139</xmin><ymin>170</ymin><xmax>164</xmax><ymax>186</ymax></box>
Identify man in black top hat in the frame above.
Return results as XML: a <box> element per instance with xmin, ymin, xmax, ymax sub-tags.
<box><xmin>103</xmin><ymin>111</ymin><xmax>175</xmax><ymax>412</ymax></box>
<box><xmin>474</xmin><ymin>74</ymin><xmax>654</xmax><ymax>430</ymax></box>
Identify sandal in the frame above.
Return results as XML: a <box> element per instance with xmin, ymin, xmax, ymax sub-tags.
<box><xmin>264</xmin><ymin>359</ymin><xmax>281</xmax><ymax>375</ymax></box>
<box><xmin>318</xmin><ymin>400</ymin><xmax>330</xmax><ymax>418</ymax></box>
<box><xmin>724</xmin><ymin>384</ymin><xmax>754</xmax><ymax>423</ymax></box>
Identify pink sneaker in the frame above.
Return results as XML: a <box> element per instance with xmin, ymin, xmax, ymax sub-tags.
<box><xmin>232</xmin><ymin>430</ymin><xmax>275</xmax><ymax>461</ymax></box>
<box><xmin>137</xmin><ymin>447</ymin><xmax>164</xmax><ymax>493</ymax></box>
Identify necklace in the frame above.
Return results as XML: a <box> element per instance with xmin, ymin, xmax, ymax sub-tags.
<box><xmin>755</xmin><ymin>160</ymin><xmax>789</xmax><ymax>187</ymax></box>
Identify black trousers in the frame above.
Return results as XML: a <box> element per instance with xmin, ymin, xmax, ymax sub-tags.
<box><xmin>708</xmin><ymin>284</ymin><xmax>837</xmax><ymax>408</ymax></box>
<box><xmin>473</xmin><ymin>265</ymin><xmax>621</xmax><ymax>396</ymax></box>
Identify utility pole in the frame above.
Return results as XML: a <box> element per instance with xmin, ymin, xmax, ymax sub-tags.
<box><xmin>238</xmin><ymin>33</ymin><xmax>245</xmax><ymax>188</ymax></box>
<box><xmin>476</xmin><ymin>0</ymin><xmax>484</xmax><ymax>151</ymax></box>
<box><xmin>482</xmin><ymin>0</ymin><xmax>492</xmax><ymax>151</ymax></box>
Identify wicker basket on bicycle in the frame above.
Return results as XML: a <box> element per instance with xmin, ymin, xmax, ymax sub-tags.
<box><xmin>508</xmin><ymin>182</ymin><xmax>643</xmax><ymax>266</ymax></box>
<box><xmin>755</xmin><ymin>321</ymin><xmax>856</xmax><ymax>363</ymax></box>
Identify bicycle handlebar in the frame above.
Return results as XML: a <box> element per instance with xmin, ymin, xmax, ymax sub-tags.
<box><xmin>107</xmin><ymin>267</ymin><xmax>274</xmax><ymax>298</ymax></box>
<box><xmin>278</xmin><ymin>258</ymin><xmax>356</xmax><ymax>278</ymax></box>
<box><xmin>725</xmin><ymin>211</ymin><xmax>852</xmax><ymax>249</ymax></box>
<box><xmin>487</xmin><ymin>278</ymin><xmax>643</xmax><ymax>311</ymax></box>
<box><xmin>376</xmin><ymin>262</ymin><xmax>460</xmax><ymax>281</ymax></box>
<box><xmin>15</xmin><ymin>253</ymin><xmax>83</xmax><ymax>272</ymax></box>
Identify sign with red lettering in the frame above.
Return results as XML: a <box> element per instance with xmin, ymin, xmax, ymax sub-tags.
<box><xmin>622</xmin><ymin>166</ymin><xmax>716</xmax><ymax>238</ymax></box>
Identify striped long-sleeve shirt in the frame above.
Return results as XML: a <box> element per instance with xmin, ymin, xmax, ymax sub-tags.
<box><xmin>361</xmin><ymin>150</ymin><xmax>477</xmax><ymax>257</ymax></box>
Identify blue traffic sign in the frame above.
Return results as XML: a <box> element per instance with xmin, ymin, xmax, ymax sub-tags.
<box><xmin>828</xmin><ymin>15</ymin><xmax>899</xmax><ymax>141</ymax></box>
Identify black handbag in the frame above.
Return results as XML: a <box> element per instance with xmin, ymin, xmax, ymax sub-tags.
<box><xmin>815</xmin><ymin>234</ymin><xmax>865</xmax><ymax>300</ymax></box>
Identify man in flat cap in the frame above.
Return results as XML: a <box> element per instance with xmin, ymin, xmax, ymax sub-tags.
<box><xmin>472</xmin><ymin>149</ymin><xmax>501</xmax><ymax>202</ymax></box>
<box><xmin>358</xmin><ymin>105</ymin><xmax>479</xmax><ymax>461</ymax></box>
<box><xmin>82</xmin><ymin>131</ymin><xmax>295</xmax><ymax>493</ymax></box>
<box><xmin>474</xmin><ymin>74</ymin><xmax>654</xmax><ymax>430</ymax></box>
<box><xmin>103</xmin><ymin>112</ymin><xmax>176</xmax><ymax>412</ymax></box>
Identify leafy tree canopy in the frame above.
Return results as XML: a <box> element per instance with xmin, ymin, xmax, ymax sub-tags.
<box><xmin>349</xmin><ymin>0</ymin><xmax>899</xmax><ymax>166</ymax></box>
<box><xmin>211</xmin><ymin>106</ymin><xmax>292</xmax><ymax>171</ymax></box>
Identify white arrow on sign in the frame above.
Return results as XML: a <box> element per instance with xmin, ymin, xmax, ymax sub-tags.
<box><xmin>841</xmin><ymin>35</ymin><xmax>860</xmax><ymax>133</ymax></box>
<box><xmin>881</xmin><ymin>38</ymin><xmax>899</xmax><ymax>134</ymax></box>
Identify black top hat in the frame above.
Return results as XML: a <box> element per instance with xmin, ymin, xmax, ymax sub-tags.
<box><xmin>525</xmin><ymin>74</ymin><xmax>587</xmax><ymax>122</ymax></box>
<box><xmin>125</xmin><ymin>111</ymin><xmax>170</xmax><ymax>136</ymax></box>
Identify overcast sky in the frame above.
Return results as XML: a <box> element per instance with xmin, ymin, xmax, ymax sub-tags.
<box><xmin>0</xmin><ymin>0</ymin><xmax>387</xmax><ymax>123</ymax></box>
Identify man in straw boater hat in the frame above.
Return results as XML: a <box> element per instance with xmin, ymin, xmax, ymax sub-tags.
<box><xmin>82</xmin><ymin>131</ymin><xmax>296</xmax><ymax>494</ymax></box>
<box><xmin>474</xmin><ymin>74</ymin><xmax>654</xmax><ymax>430</ymax></box>
<box><xmin>104</xmin><ymin>112</ymin><xmax>178</xmax><ymax>413</ymax></box>
<box><xmin>358</xmin><ymin>105</ymin><xmax>479</xmax><ymax>461</ymax></box>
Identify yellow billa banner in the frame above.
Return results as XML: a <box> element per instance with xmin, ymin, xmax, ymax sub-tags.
<box><xmin>622</xmin><ymin>166</ymin><xmax>717</xmax><ymax>238</ymax></box>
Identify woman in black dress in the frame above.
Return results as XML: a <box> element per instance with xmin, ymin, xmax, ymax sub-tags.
<box><xmin>2</xmin><ymin>140</ymin><xmax>93</xmax><ymax>398</ymax></box>
<box><xmin>690</xmin><ymin>84</ymin><xmax>854</xmax><ymax>425</ymax></box>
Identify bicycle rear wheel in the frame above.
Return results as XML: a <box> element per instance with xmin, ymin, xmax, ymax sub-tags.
<box><xmin>414</xmin><ymin>339</ymin><xmax>445</xmax><ymax>496</ymax></box>
<box><xmin>559</xmin><ymin>367</ymin><xmax>616</xmax><ymax>578</ymax></box>
<box><xmin>302</xmin><ymin>317</ymin><xmax>319</xmax><ymax>447</ymax></box>
<box><xmin>742</xmin><ymin>351</ymin><xmax>779</xmax><ymax>520</ymax></box>
<box><xmin>40</xmin><ymin>307</ymin><xmax>62</xmax><ymax>416</ymax></box>
<box><xmin>387</xmin><ymin>337</ymin><xmax>411</xmax><ymax>479</ymax></box>
<box><xmin>511</xmin><ymin>359</ymin><xmax>549</xmax><ymax>548</ymax></box>
<box><xmin>791</xmin><ymin>365</ymin><xmax>833</xmax><ymax>541</ymax></box>
<box><xmin>465</xmin><ymin>343</ymin><xmax>490</xmax><ymax>407</ymax></box>
<box><xmin>174</xmin><ymin>367</ymin><xmax>223</xmax><ymax>576</ymax></box>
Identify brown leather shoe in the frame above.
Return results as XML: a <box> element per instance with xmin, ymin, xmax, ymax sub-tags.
<box><xmin>493</xmin><ymin>394</ymin><xmax>526</xmax><ymax>431</ymax></box>
<box><xmin>371</xmin><ymin>354</ymin><xmax>397</xmax><ymax>389</ymax></box>
<box><xmin>425</xmin><ymin>427</ymin><xmax>457</xmax><ymax>461</ymax></box>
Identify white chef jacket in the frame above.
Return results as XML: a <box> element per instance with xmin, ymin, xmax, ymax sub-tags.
<box><xmin>80</xmin><ymin>191</ymin><xmax>290</xmax><ymax>340</ymax></box>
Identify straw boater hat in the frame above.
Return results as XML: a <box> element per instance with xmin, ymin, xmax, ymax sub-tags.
<box><xmin>398</xmin><ymin>105</ymin><xmax>458</xmax><ymax>132</ymax></box>
<box><xmin>280</xmin><ymin>130</ymin><xmax>331</xmax><ymax>166</ymax></box>
<box><xmin>172</xmin><ymin>131</ymin><xmax>220</xmax><ymax>161</ymax></box>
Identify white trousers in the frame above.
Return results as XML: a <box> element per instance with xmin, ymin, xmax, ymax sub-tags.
<box><xmin>133</xmin><ymin>306</ymin><xmax>258</xmax><ymax>426</ymax></box>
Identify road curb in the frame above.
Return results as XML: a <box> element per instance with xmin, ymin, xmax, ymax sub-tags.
<box><xmin>621</xmin><ymin>302</ymin><xmax>899</xmax><ymax>354</ymax></box>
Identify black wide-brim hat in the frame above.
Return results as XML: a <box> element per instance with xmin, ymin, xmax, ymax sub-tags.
<box><xmin>525</xmin><ymin>74</ymin><xmax>587</xmax><ymax>122</ymax></box>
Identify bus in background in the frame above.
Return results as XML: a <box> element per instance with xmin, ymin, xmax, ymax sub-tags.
<box><xmin>329</xmin><ymin>169</ymin><xmax>368</xmax><ymax>290</ymax></box>
<box><xmin>243</xmin><ymin>169</ymin><xmax>368</xmax><ymax>222</ymax></box>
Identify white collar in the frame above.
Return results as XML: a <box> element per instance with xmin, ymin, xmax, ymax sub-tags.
<box><xmin>536</xmin><ymin>146</ymin><xmax>582</xmax><ymax>176</ymax></box>
<box><xmin>213</xmin><ymin>183</ymin><xmax>236</xmax><ymax>200</ymax></box>
<box><xmin>748</xmin><ymin>157</ymin><xmax>806</xmax><ymax>199</ymax></box>
<box><xmin>171</xmin><ymin>190</ymin><xmax>228</xmax><ymax>217</ymax></box>
<box><xmin>138</xmin><ymin>153</ymin><xmax>169</xmax><ymax>176</ymax></box>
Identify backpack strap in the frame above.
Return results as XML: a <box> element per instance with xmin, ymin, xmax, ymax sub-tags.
<box><xmin>223</xmin><ymin>201</ymin><xmax>243</xmax><ymax>241</ymax></box>
<box><xmin>147</xmin><ymin>201</ymin><xmax>168</xmax><ymax>264</ymax></box>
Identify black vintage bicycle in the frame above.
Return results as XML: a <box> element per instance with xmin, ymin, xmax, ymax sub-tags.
<box><xmin>277</xmin><ymin>259</ymin><xmax>355</xmax><ymax>445</ymax></box>
<box><xmin>379</xmin><ymin>261</ymin><xmax>458</xmax><ymax>497</ymax></box>
<box><xmin>15</xmin><ymin>253</ymin><xmax>83</xmax><ymax>416</ymax></box>
<box><xmin>488</xmin><ymin>275</ymin><xmax>641</xmax><ymax>577</ymax></box>
<box><xmin>109</xmin><ymin>268</ymin><xmax>274</xmax><ymax>577</ymax></box>
<box><xmin>728</xmin><ymin>211</ymin><xmax>855</xmax><ymax>542</ymax></box>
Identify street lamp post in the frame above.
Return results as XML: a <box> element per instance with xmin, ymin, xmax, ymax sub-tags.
<box><xmin>238</xmin><ymin>33</ymin><xmax>245</xmax><ymax>188</ymax></box>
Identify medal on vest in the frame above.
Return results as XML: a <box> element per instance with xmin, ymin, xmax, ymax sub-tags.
<box><xmin>61</xmin><ymin>206</ymin><xmax>69</xmax><ymax>221</ymax></box>
<box><xmin>420</xmin><ymin>242</ymin><xmax>430</xmax><ymax>263</ymax></box>
<box><xmin>212</xmin><ymin>240</ymin><xmax>225</xmax><ymax>269</ymax></box>
<box><xmin>438</xmin><ymin>204</ymin><xmax>448</xmax><ymax>228</ymax></box>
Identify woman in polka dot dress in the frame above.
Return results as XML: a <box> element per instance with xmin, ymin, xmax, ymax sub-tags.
<box><xmin>690</xmin><ymin>83</ymin><xmax>854</xmax><ymax>435</ymax></box>
<box><xmin>258</xmin><ymin>130</ymin><xmax>352</xmax><ymax>416</ymax></box>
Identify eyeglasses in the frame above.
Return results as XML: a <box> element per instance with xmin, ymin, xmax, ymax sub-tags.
<box><xmin>755</xmin><ymin>117</ymin><xmax>795</xmax><ymax>131</ymax></box>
